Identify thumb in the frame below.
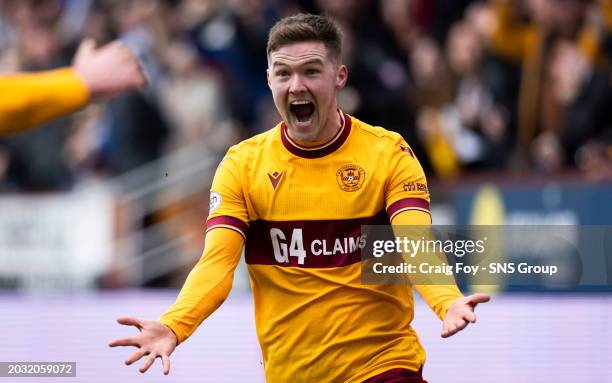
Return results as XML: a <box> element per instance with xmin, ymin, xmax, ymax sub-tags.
<box><xmin>73</xmin><ymin>38</ymin><xmax>96</xmax><ymax>65</ymax></box>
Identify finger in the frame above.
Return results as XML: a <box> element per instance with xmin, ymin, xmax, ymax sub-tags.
<box><xmin>442</xmin><ymin>318</ymin><xmax>469</xmax><ymax>338</ymax></box>
<box><xmin>441</xmin><ymin>321</ymin><xmax>455</xmax><ymax>338</ymax></box>
<box><xmin>454</xmin><ymin>319</ymin><xmax>468</xmax><ymax>332</ymax></box>
<box><xmin>441</xmin><ymin>325</ymin><xmax>455</xmax><ymax>338</ymax></box>
<box><xmin>139</xmin><ymin>353</ymin><xmax>157</xmax><ymax>374</ymax></box>
<box><xmin>445</xmin><ymin>324</ymin><xmax>462</xmax><ymax>337</ymax></box>
<box><xmin>108</xmin><ymin>337</ymin><xmax>140</xmax><ymax>347</ymax></box>
<box><xmin>463</xmin><ymin>311</ymin><xmax>477</xmax><ymax>323</ymax></box>
<box><xmin>116</xmin><ymin>316</ymin><xmax>143</xmax><ymax>328</ymax></box>
<box><xmin>161</xmin><ymin>355</ymin><xmax>171</xmax><ymax>375</ymax></box>
<box><xmin>74</xmin><ymin>38</ymin><xmax>96</xmax><ymax>64</ymax></box>
<box><xmin>125</xmin><ymin>348</ymin><xmax>148</xmax><ymax>365</ymax></box>
<box><xmin>467</xmin><ymin>293</ymin><xmax>491</xmax><ymax>305</ymax></box>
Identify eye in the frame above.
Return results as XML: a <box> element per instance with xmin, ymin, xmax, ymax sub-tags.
<box><xmin>276</xmin><ymin>70</ymin><xmax>290</xmax><ymax>78</ymax></box>
<box><xmin>305</xmin><ymin>68</ymin><xmax>320</xmax><ymax>76</ymax></box>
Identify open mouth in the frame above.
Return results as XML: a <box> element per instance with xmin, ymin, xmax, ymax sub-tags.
<box><xmin>289</xmin><ymin>101</ymin><xmax>315</xmax><ymax>124</ymax></box>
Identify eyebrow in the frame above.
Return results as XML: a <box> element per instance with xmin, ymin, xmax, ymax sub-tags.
<box><xmin>272</xmin><ymin>58</ymin><xmax>324</xmax><ymax>68</ymax></box>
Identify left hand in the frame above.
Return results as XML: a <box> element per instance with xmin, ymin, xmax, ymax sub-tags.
<box><xmin>441</xmin><ymin>293</ymin><xmax>490</xmax><ymax>338</ymax></box>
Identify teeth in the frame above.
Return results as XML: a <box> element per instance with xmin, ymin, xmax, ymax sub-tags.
<box><xmin>290</xmin><ymin>100</ymin><xmax>311</xmax><ymax>105</ymax></box>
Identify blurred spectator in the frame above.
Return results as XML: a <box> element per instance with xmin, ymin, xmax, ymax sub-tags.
<box><xmin>184</xmin><ymin>0</ymin><xmax>279</xmax><ymax>133</ymax></box>
<box><xmin>426</xmin><ymin>0</ymin><xmax>478</xmax><ymax>44</ymax></box>
<box><xmin>440</xmin><ymin>20</ymin><xmax>510</xmax><ymax>170</ymax></box>
<box><xmin>481</xmin><ymin>0</ymin><xmax>612</xmax><ymax>172</ymax></box>
<box><xmin>338</xmin><ymin>0</ymin><xmax>416</xmax><ymax>141</ymax></box>
<box><xmin>2</xmin><ymin>0</ymin><xmax>609</xmax><ymax>187</ymax></box>
<box><xmin>410</xmin><ymin>36</ymin><xmax>457</xmax><ymax>177</ymax></box>
<box><xmin>556</xmin><ymin>43</ymin><xmax>612</xmax><ymax>180</ymax></box>
<box><xmin>159</xmin><ymin>40</ymin><xmax>237</xmax><ymax>150</ymax></box>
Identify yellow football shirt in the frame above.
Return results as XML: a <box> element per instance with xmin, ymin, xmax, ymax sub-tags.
<box><xmin>205</xmin><ymin>111</ymin><xmax>443</xmax><ymax>382</ymax></box>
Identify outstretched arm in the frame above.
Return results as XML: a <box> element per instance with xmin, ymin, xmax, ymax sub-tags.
<box><xmin>0</xmin><ymin>38</ymin><xmax>145</xmax><ymax>135</ymax></box>
<box><xmin>108</xmin><ymin>227</ymin><xmax>244</xmax><ymax>374</ymax></box>
<box><xmin>391</xmin><ymin>209</ymin><xmax>490</xmax><ymax>338</ymax></box>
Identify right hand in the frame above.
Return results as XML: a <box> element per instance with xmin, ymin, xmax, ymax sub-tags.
<box><xmin>108</xmin><ymin>317</ymin><xmax>178</xmax><ymax>375</ymax></box>
<box><xmin>72</xmin><ymin>39</ymin><xmax>147</xmax><ymax>100</ymax></box>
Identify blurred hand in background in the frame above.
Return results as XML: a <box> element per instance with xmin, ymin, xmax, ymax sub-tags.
<box><xmin>72</xmin><ymin>38</ymin><xmax>147</xmax><ymax>101</ymax></box>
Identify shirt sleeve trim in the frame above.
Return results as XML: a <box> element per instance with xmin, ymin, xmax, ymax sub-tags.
<box><xmin>206</xmin><ymin>216</ymin><xmax>248</xmax><ymax>239</ymax></box>
<box><xmin>387</xmin><ymin>198</ymin><xmax>431</xmax><ymax>221</ymax></box>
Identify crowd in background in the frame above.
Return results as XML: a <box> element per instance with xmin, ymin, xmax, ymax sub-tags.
<box><xmin>0</xmin><ymin>0</ymin><xmax>611</xmax><ymax>288</ymax></box>
<box><xmin>0</xmin><ymin>0</ymin><xmax>611</xmax><ymax>193</ymax></box>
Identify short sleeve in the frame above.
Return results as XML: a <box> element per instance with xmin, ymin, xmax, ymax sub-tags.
<box><xmin>385</xmin><ymin>136</ymin><xmax>431</xmax><ymax>222</ymax></box>
<box><xmin>207</xmin><ymin>146</ymin><xmax>249</xmax><ymax>238</ymax></box>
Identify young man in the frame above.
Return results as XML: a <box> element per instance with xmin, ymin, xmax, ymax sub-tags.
<box><xmin>109</xmin><ymin>14</ymin><xmax>489</xmax><ymax>382</ymax></box>
<box><xmin>0</xmin><ymin>39</ymin><xmax>145</xmax><ymax>135</ymax></box>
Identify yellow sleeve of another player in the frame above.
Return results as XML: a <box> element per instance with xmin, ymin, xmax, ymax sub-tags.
<box><xmin>0</xmin><ymin>68</ymin><xmax>90</xmax><ymax>135</ymax></box>
<box><xmin>391</xmin><ymin>199</ymin><xmax>463</xmax><ymax>321</ymax></box>
<box><xmin>159</xmin><ymin>228</ymin><xmax>244</xmax><ymax>344</ymax></box>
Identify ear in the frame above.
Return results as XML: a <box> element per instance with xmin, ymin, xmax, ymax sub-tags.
<box><xmin>267</xmin><ymin>68</ymin><xmax>272</xmax><ymax>89</ymax></box>
<box><xmin>335</xmin><ymin>64</ymin><xmax>348</xmax><ymax>90</ymax></box>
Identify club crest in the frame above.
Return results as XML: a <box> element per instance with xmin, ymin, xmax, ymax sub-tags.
<box><xmin>336</xmin><ymin>164</ymin><xmax>365</xmax><ymax>192</ymax></box>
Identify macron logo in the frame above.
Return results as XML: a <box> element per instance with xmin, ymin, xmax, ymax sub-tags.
<box><xmin>268</xmin><ymin>171</ymin><xmax>284</xmax><ymax>190</ymax></box>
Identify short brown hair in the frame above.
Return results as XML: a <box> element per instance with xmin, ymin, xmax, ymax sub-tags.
<box><xmin>267</xmin><ymin>13</ymin><xmax>342</xmax><ymax>62</ymax></box>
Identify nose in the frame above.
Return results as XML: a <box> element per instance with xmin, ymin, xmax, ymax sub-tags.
<box><xmin>289</xmin><ymin>74</ymin><xmax>307</xmax><ymax>94</ymax></box>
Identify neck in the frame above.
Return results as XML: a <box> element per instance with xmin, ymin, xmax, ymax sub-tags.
<box><xmin>289</xmin><ymin>109</ymin><xmax>343</xmax><ymax>147</ymax></box>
